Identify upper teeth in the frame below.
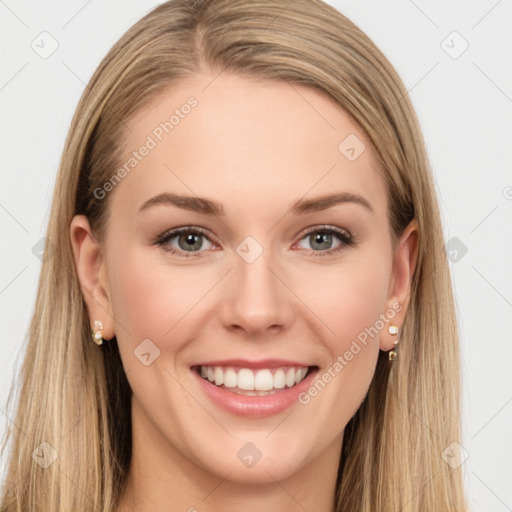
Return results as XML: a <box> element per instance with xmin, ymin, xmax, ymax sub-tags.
<box><xmin>200</xmin><ymin>365</ymin><xmax>308</xmax><ymax>391</ymax></box>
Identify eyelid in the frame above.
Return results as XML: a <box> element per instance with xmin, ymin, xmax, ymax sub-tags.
<box><xmin>156</xmin><ymin>225</ymin><xmax>216</xmax><ymax>245</ymax></box>
<box><xmin>298</xmin><ymin>224</ymin><xmax>353</xmax><ymax>240</ymax></box>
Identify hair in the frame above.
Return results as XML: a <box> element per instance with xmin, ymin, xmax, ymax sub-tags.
<box><xmin>1</xmin><ymin>0</ymin><xmax>468</xmax><ymax>510</ymax></box>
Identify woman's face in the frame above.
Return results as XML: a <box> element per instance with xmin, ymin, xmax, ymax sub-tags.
<box><xmin>72</xmin><ymin>71</ymin><xmax>417</xmax><ymax>486</ymax></box>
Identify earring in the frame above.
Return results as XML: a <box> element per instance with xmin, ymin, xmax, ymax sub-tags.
<box><xmin>388</xmin><ymin>324</ymin><xmax>399</xmax><ymax>360</ymax></box>
<box><xmin>91</xmin><ymin>320</ymin><xmax>104</xmax><ymax>345</ymax></box>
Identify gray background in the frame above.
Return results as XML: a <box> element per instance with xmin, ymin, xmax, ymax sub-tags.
<box><xmin>1</xmin><ymin>1</ymin><xmax>511</xmax><ymax>510</ymax></box>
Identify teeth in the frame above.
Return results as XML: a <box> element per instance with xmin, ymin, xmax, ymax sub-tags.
<box><xmin>199</xmin><ymin>365</ymin><xmax>310</xmax><ymax>391</ymax></box>
<box><xmin>254</xmin><ymin>369</ymin><xmax>273</xmax><ymax>391</ymax></box>
<box><xmin>285</xmin><ymin>368</ymin><xmax>295</xmax><ymax>387</ymax></box>
<box><xmin>238</xmin><ymin>369</ymin><xmax>255</xmax><ymax>390</ymax></box>
<box><xmin>274</xmin><ymin>368</ymin><xmax>285</xmax><ymax>389</ymax></box>
<box><xmin>224</xmin><ymin>368</ymin><xmax>237</xmax><ymax>388</ymax></box>
<box><xmin>214</xmin><ymin>367</ymin><xmax>224</xmax><ymax>386</ymax></box>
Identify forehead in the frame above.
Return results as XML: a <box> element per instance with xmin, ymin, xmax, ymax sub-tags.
<box><xmin>112</xmin><ymin>71</ymin><xmax>387</xmax><ymax>221</ymax></box>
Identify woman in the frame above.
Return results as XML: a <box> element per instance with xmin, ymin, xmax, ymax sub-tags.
<box><xmin>0</xmin><ymin>0</ymin><xmax>469</xmax><ymax>510</ymax></box>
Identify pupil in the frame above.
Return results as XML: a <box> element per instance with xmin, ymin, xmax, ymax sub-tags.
<box><xmin>312</xmin><ymin>232</ymin><xmax>331</xmax><ymax>249</ymax></box>
<box><xmin>180</xmin><ymin>233</ymin><xmax>201</xmax><ymax>250</ymax></box>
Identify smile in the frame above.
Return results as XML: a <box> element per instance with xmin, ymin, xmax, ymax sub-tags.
<box><xmin>191</xmin><ymin>362</ymin><xmax>319</xmax><ymax>417</ymax></box>
<box><xmin>195</xmin><ymin>365</ymin><xmax>311</xmax><ymax>396</ymax></box>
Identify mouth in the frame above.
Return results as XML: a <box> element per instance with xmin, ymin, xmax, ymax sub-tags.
<box><xmin>191</xmin><ymin>364</ymin><xmax>318</xmax><ymax>397</ymax></box>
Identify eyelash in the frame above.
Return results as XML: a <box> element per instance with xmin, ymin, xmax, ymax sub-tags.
<box><xmin>154</xmin><ymin>225</ymin><xmax>355</xmax><ymax>258</ymax></box>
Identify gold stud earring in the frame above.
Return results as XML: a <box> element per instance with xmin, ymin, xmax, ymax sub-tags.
<box><xmin>388</xmin><ymin>324</ymin><xmax>399</xmax><ymax>360</ymax></box>
<box><xmin>91</xmin><ymin>320</ymin><xmax>104</xmax><ymax>345</ymax></box>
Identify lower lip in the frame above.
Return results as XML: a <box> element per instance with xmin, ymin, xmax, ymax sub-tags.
<box><xmin>192</xmin><ymin>367</ymin><xmax>318</xmax><ymax>418</ymax></box>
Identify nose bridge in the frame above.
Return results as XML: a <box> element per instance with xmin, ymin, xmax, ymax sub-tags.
<box><xmin>218</xmin><ymin>236</ymin><xmax>292</xmax><ymax>334</ymax></box>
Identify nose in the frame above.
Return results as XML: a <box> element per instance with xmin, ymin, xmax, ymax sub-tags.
<box><xmin>217</xmin><ymin>248</ymin><xmax>293</xmax><ymax>337</ymax></box>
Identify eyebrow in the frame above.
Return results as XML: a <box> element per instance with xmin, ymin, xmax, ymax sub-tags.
<box><xmin>137</xmin><ymin>191</ymin><xmax>374</xmax><ymax>216</ymax></box>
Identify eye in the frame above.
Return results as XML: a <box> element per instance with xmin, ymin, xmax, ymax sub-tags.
<box><xmin>155</xmin><ymin>226</ymin><xmax>216</xmax><ymax>257</ymax></box>
<box><xmin>155</xmin><ymin>224</ymin><xmax>355</xmax><ymax>258</ymax></box>
<box><xmin>296</xmin><ymin>225</ymin><xmax>355</xmax><ymax>257</ymax></box>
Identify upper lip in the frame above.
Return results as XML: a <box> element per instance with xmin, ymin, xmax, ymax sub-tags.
<box><xmin>192</xmin><ymin>359</ymin><xmax>314</xmax><ymax>369</ymax></box>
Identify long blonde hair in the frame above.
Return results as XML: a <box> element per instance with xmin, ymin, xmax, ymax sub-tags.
<box><xmin>1</xmin><ymin>1</ymin><xmax>468</xmax><ymax>510</ymax></box>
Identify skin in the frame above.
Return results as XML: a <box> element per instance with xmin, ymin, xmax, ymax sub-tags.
<box><xmin>70</xmin><ymin>70</ymin><xmax>418</xmax><ymax>512</ymax></box>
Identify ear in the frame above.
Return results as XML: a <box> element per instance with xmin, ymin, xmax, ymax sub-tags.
<box><xmin>380</xmin><ymin>218</ymin><xmax>419</xmax><ymax>351</ymax></box>
<box><xmin>69</xmin><ymin>215</ymin><xmax>115</xmax><ymax>341</ymax></box>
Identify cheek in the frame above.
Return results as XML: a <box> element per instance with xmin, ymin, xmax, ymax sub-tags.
<box><xmin>289</xmin><ymin>256</ymin><xmax>391</xmax><ymax>451</ymax></box>
<box><xmin>335</xmin><ymin>267</ymin><xmax>388</xmax><ymax>343</ymax></box>
<box><xmin>107</xmin><ymin>249</ymin><xmax>217</xmax><ymax>349</ymax></box>
<box><xmin>296</xmin><ymin>254</ymin><xmax>391</xmax><ymax>352</ymax></box>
